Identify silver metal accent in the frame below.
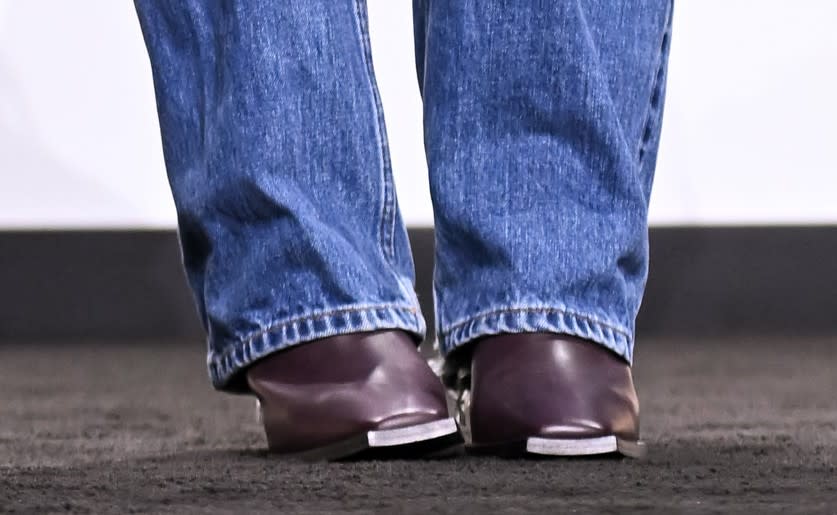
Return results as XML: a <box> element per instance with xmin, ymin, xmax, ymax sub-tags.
<box><xmin>526</xmin><ymin>435</ymin><xmax>647</xmax><ymax>458</ymax></box>
<box><xmin>453</xmin><ymin>387</ymin><xmax>472</xmax><ymax>444</ymax></box>
<box><xmin>427</xmin><ymin>354</ymin><xmax>445</xmax><ymax>377</ymax></box>
<box><xmin>366</xmin><ymin>418</ymin><xmax>459</xmax><ymax>447</ymax></box>
<box><xmin>526</xmin><ymin>435</ymin><xmax>619</xmax><ymax>456</ymax></box>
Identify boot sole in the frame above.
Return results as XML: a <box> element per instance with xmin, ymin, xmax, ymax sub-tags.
<box><xmin>278</xmin><ymin>418</ymin><xmax>463</xmax><ymax>462</ymax></box>
<box><xmin>468</xmin><ymin>435</ymin><xmax>646</xmax><ymax>459</ymax></box>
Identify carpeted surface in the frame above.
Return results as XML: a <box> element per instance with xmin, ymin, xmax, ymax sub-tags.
<box><xmin>1</xmin><ymin>337</ymin><xmax>835</xmax><ymax>514</ymax></box>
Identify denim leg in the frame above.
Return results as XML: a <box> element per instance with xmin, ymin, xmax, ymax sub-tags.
<box><xmin>135</xmin><ymin>1</ymin><xmax>423</xmax><ymax>391</ymax></box>
<box><xmin>414</xmin><ymin>1</ymin><xmax>674</xmax><ymax>363</ymax></box>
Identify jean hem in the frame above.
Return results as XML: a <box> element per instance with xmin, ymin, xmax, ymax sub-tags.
<box><xmin>437</xmin><ymin>306</ymin><xmax>633</xmax><ymax>364</ymax></box>
<box><xmin>208</xmin><ymin>304</ymin><xmax>426</xmax><ymax>392</ymax></box>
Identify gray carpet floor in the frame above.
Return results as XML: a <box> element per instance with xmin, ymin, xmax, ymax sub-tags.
<box><xmin>1</xmin><ymin>337</ymin><xmax>835</xmax><ymax>514</ymax></box>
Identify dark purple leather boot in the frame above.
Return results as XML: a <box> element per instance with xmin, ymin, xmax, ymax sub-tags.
<box><xmin>460</xmin><ymin>333</ymin><xmax>645</xmax><ymax>458</ymax></box>
<box><xmin>246</xmin><ymin>330</ymin><xmax>461</xmax><ymax>460</ymax></box>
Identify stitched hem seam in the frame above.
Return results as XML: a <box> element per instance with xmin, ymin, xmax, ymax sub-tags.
<box><xmin>208</xmin><ymin>304</ymin><xmax>425</xmax><ymax>391</ymax></box>
<box><xmin>438</xmin><ymin>306</ymin><xmax>634</xmax><ymax>364</ymax></box>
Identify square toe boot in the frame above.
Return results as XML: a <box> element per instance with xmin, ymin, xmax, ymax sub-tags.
<box><xmin>246</xmin><ymin>330</ymin><xmax>462</xmax><ymax>460</ymax></box>
<box><xmin>463</xmin><ymin>333</ymin><xmax>646</xmax><ymax>458</ymax></box>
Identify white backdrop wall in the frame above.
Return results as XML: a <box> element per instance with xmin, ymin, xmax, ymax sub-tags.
<box><xmin>0</xmin><ymin>1</ymin><xmax>835</xmax><ymax>229</ymax></box>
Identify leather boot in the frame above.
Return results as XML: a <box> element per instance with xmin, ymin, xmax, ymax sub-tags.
<box><xmin>246</xmin><ymin>330</ymin><xmax>461</xmax><ymax>460</ymax></box>
<box><xmin>462</xmin><ymin>332</ymin><xmax>645</xmax><ymax>458</ymax></box>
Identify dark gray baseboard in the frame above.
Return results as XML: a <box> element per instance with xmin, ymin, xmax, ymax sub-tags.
<box><xmin>1</xmin><ymin>227</ymin><xmax>835</xmax><ymax>342</ymax></box>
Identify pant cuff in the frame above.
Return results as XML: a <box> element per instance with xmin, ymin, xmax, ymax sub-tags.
<box><xmin>438</xmin><ymin>306</ymin><xmax>633</xmax><ymax>365</ymax></box>
<box><xmin>208</xmin><ymin>304</ymin><xmax>425</xmax><ymax>392</ymax></box>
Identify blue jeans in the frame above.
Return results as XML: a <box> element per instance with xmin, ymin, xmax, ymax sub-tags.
<box><xmin>135</xmin><ymin>1</ymin><xmax>673</xmax><ymax>391</ymax></box>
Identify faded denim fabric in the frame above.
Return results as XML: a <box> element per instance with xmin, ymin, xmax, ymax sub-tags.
<box><xmin>135</xmin><ymin>0</ymin><xmax>673</xmax><ymax>391</ymax></box>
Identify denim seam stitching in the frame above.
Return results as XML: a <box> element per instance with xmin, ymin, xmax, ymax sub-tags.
<box><xmin>351</xmin><ymin>0</ymin><xmax>416</xmax><ymax>307</ymax></box>
<box><xmin>350</xmin><ymin>0</ymin><xmax>397</xmax><ymax>263</ymax></box>
<box><xmin>438</xmin><ymin>306</ymin><xmax>630</xmax><ymax>339</ymax></box>
<box><xmin>637</xmin><ymin>3</ymin><xmax>673</xmax><ymax>166</ymax></box>
<box><xmin>239</xmin><ymin>303</ymin><xmax>418</xmax><ymax>345</ymax></box>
